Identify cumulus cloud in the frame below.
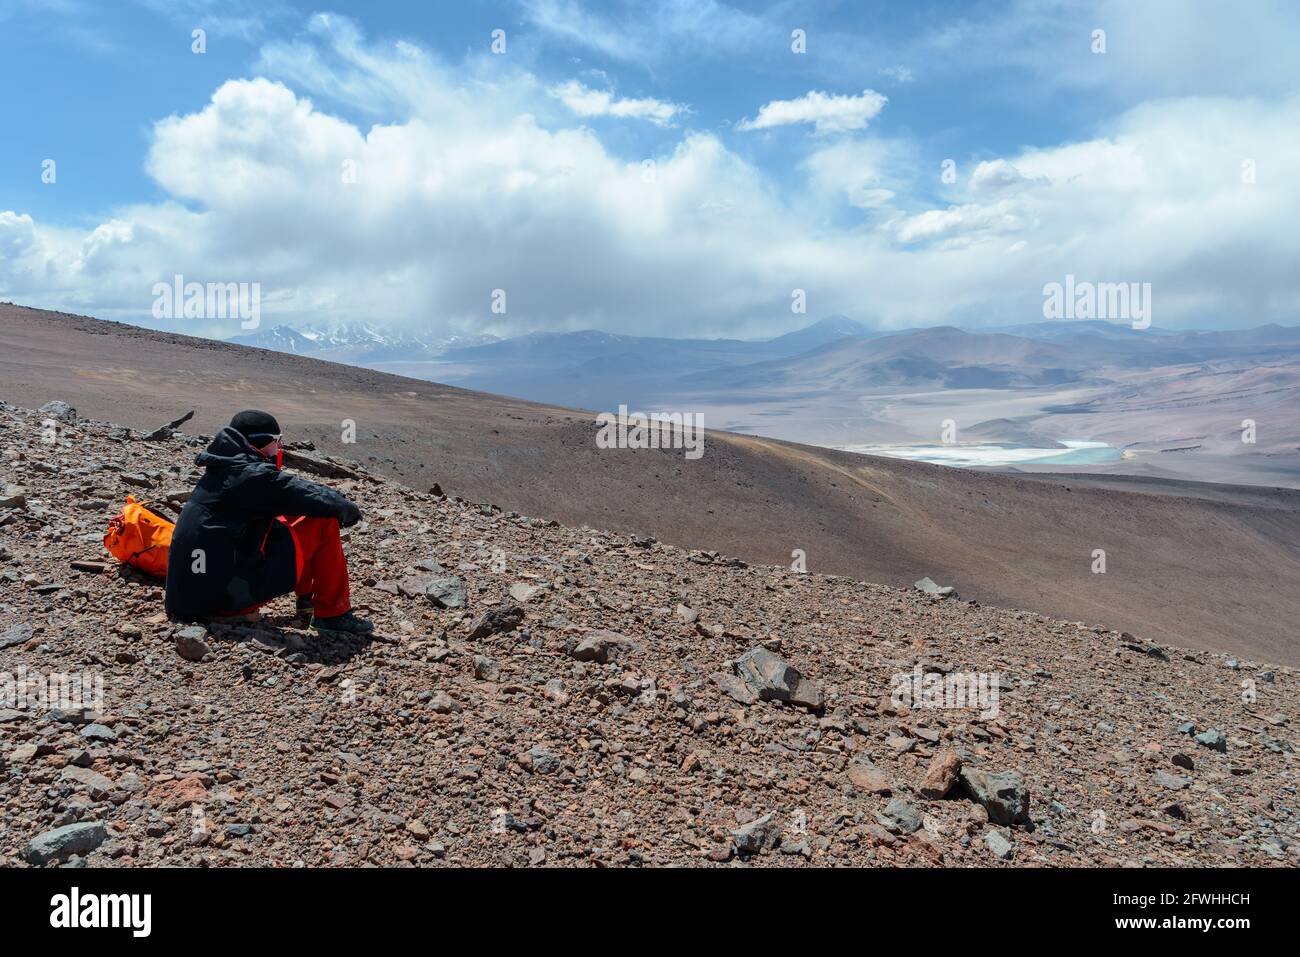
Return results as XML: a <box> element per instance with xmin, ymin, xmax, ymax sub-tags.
<box><xmin>2</xmin><ymin>17</ymin><xmax>1300</xmax><ymax>339</ymax></box>
<box><xmin>548</xmin><ymin>80</ymin><xmax>684</xmax><ymax>125</ymax></box>
<box><xmin>1</xmin><ymin>71</ymin><xmax>805</xmax><ymax>338</ymax></box>
<box><xmin>968</xmin><ymin>159</ymin><xmax>1049</xmax><ymax>194</ymax></box>
<box><xmin>801</xmin><ymin>139</ymin><xmax>907</xmax><ymax>210</ymax></box>
<box><xmin>736</xmin><ymin>89</ymin><xmax>888</xmax><ymax>135</ymax></box>
<box><xmin>895</xmin><ymin>200</ymin><xmax>1032</xmax><ymax>246</ymax></box>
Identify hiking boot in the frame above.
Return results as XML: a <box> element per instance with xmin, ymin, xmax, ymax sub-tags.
<box><xmin>312</xmin><ymin>611</ymin><xmax>374</xmax><ymax>636</ymax></box>
<box><xmin>295</xmin><ymin>595</ymin><xmax>314</xmax><ymax>624</ymax></box>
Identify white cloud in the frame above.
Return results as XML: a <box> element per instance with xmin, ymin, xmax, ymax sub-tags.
<box><xmin>3</xmin><ymin>17</ymin><xmax>1300</xmax><ymax>339</ymax></box>
<box><xmin>548</xmin><ymin>80</ymin><xmax>684</xmax><ymax>126</ymax></box>
<box><xmin>895</xmin><ymin>200</ymin><xmax>1032</xmax><ymax>246</ymax></box>
<box><xmin>968</xmin><ymin>159</ymin><xmax>1048</xmax><ymax>193</ymax></box>
<box><xmin>736</xmin><ymin>89</ymin><xmax>888</xmax><ymax>135</ymax></box>
<box><xmin>801</xmin><ymin>138</ymin><xmax>907</xmax><ymax>210</ymax></box>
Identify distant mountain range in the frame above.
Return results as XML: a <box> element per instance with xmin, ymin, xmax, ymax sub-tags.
<box><xmin>414</xmin><ymin>317</ymin><xmax>1300</xmax><ymax>488</ymax></box>
<box><xmin>229</xmin><ymin>321</ymin><xmax>500</xmax><ymax>363</ymax></box>
<box><xmin>229</xmin><ymin>316</ymin><xmax>881</xmax><ymax>408</ymax></box>
<box><xmin>369</xmin><ymin>317</ymin><xmax>1300</xmax><ymax>405</ymax></box>
<box><xmin>227</xmin><ymin>314</ymin><xmax>1300</xmax><ymax>411</ymax></box>
<box><xmin>231</xmin><ymin>315</ymin><xmax>874</xmax><ymax>361</ymax></box>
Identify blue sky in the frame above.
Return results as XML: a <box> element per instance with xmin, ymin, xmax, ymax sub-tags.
<box><xmin>2</xmin><ymin>0</ymin><xmax>1299</xmax><ymax>339</ymax></box>
<box><xmin>0</xmin><ymin>1</ymin><xmax>1111</xmax><ymax>222</ymax></box>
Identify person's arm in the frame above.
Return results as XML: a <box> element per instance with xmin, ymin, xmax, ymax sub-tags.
<box><xmin>239</xmin><ymin>462</ymin><xmax>362</xmax><ymax>525</ymax></box>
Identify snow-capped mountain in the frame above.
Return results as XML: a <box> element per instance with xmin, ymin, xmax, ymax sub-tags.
<box><xmin>229</xmin><ymin>322</ymin><xmax>500</xmax><ymax>363</ymax></box>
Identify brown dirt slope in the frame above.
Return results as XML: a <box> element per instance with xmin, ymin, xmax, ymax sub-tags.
<box><xmin>2</xmin><ymin>303</ymin><xmax>1299</xmax><ymax>664</ymax></box>
<box><xmin>0</xmin><ymin>402</ymin><xmax>1295</xmax><ymax>867</ymax></box>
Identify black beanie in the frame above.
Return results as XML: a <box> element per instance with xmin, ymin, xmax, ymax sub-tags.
<box><xmin>229</xmin><ymin>410</ymin><xmax>281</xmax><ymax>446</ymax></box>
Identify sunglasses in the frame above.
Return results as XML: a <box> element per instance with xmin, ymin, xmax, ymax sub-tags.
<box><xmin>246</xmin><ymin>432</ymin><xmax>283</xmax><ymax>450</ymax></box>
<box><xmin>247</xmin><ymin>432</ymin><xmax>285</xmax><ymax>470</ymax></box>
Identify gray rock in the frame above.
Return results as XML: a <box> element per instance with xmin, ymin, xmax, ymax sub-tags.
<box><xmin>0</xmin><ymin>623</ymin><xmax>33</xmax><ymax>649</ymax></box>
<box><xmin>732</xmin><ymin>813</ymin><xmax>781</xmax><ymax>854</ymax></box>
<box><xmin>0</xmin><ymin>484</ymin><xmax>29</xmax><ymax>511</ymax></box>
<box><xmin>984</xmin><ymin>830</ymin><xmax>1015</xmax><ymax>860</ymax></box>
<box><xmin>959</xmin><ymin>767</ymin><xmax>1031</xmax><ymax>827</ymax></box>
<box><xmin>424</xmin><ymin>576</ymin><xmax>467</xmax><ymax>608</ymax></box>
<box><xmin>914</xmin><ymin>576</ymin><xmax>958</xmax><ymax>599</ymax></box>
<box><xmin>778</xmin><ymin>839</ymin><xmax>812</xmax><ymax>858</ymax></box>
<box><xmin>1260</xmin><ymin>836</ymin><xmax>1288</xmax><ymax>859</ymax></box>
<box><xmin>732</xmin><ymin>647</ymin><xmax>824</xmax><ymax>711</ymax></box>
<box><xmin>467</xmin><ymin>604</ymin><xmax>524</xmax><ymax>640</ymax></box>
<box><xmin>567</xmin><ymin>630</ymin><xmax>631</xmax><ymax>664</ymax></box>
<box><xmin>1154</xmin><ymin>770</ymin><xmax>1191</xmax><ymax>790</ymax></box>
<box><xmin>472</xmin><ymin>655</ymin><xmax>500</xmax><ymax>681</ymax></box>
<box><xmin>25</xmin><ymin>821</ymin><xmax>106</xmax><ymax>865</ymax></box>
<box><xmin>876</xmin><ymin>798</ymin><xmax>923</xmax><ymax>835</ymax></box>
<box><xmin>528</xmin><ymin>745</ymin><xmax>561</xmax><ymax>774</ymax></box>
<box><xmin>8</xmin><ymin>743</ymin><xmax>40</xmax><ymax>763</ymax></box>
<box><xmin>59</xmin><ymin>766</ymin><xmax>115</xmax><ymax>799</ymax></box>
<box><xmin>428</xmin><ymin>692</ymin><xmax>462</xmax><ymax>714</ymax></box>
<box><xmin>1194</xmin><ymin>729</ymin><xmax>1227</xmax><ymax>752</ymax></box>
<box><xmin>710</xmin><ymin>671</ymin><xmax>757</xmax><ymax>705</ymax></box>
<box><xmin>79</xmin><ymin>723</ymin><xmax>118</xmax><ymax>743</ymax></box>
<box><xmin>507</xmin><ymin>582</ymin><xmax>546</xmax><ymax>604</ymax></box>
<box><xmin>542</xmin><ymin>678</ymin><xmax>569</xmax><ymax>705</ymax></box>
<box><xmin>398</xmin><ymin>573</ymin><xmax>467</xmax><ymax>609</ymax></box>
<box><xmin>174</xmin><ymin>625</ymin><xmax>211</xmax><ymax>662</ymax></box>
<box><xmin>39</xmin><ymin>400</ymin><xmax>77</xmax><ymax>423</ymax></box>
<box><xmin>49</xmin><ymin>708</ymin><xmax>92</xmax><ymax>725</ymax></box>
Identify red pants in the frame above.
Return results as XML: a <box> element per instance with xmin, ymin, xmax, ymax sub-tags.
<box><xmin>282</xmin><ymin>515</ymin><xmax>352</xmax><ymax>618</ymax></box>
<box><xmin>229</xmin><ymin>515</ymin><xmax>351</xmax><ymax>619</ymax></box>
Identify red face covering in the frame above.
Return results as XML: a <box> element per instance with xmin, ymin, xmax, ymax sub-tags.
<box><xmin>254</xmin><ymin>437</ymin><xmax>284</xmax><ymax>470</ymax></box>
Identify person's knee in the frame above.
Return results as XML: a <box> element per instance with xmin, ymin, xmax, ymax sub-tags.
<box><xmin>300</xmin><ymin>515</ymin><xmax>341</xmax><ymax>532</ymax></box>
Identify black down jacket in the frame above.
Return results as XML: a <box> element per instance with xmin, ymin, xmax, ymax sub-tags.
<box><xmin>164</xmin><ymin>427</ymin><xmax>360</xmax><ymax>620</ymax></box>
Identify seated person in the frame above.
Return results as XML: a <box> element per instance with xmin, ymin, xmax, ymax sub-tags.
<box><xmin>165</xmin><ymin>410</ymin><xmax>373</xmax><ymax>635</ymax></box>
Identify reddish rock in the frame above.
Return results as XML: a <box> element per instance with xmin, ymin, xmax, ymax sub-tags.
<box><xmin>920</xmin><ymin>749</ymin><xmax>962</xmax><ymax>799</ymax></box>
<box><xmin>847</xmin><ymin>760</ymin><xmax>892</xmax><ymax>795</ymax></box>
<box><xmin>147</xmin><ymin>775</ymin><xmax>209</xmax><ymax>810</ymax></box>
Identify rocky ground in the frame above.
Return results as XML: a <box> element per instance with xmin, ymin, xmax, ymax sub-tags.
<box><xmin>0</xmin><ymin>398</ymin><xmax>1296</xmax><ymax>868</ymax></box>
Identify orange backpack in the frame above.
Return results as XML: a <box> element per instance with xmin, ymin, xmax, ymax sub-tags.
<box><xmin>104</xmin><ymin>495</ymin><xmax>175</xmax><ymax>578</ymax></box>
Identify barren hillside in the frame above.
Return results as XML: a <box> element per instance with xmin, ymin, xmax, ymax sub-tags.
<box><xmin>0</xmin><ymin>401</ymin><xmax>1296</xmax><ymax>867</ymax></box>
<box><xmin>2</xmin><ymin>305</ymin><xmax>1298</xmax><ymax>664</ymax></box>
